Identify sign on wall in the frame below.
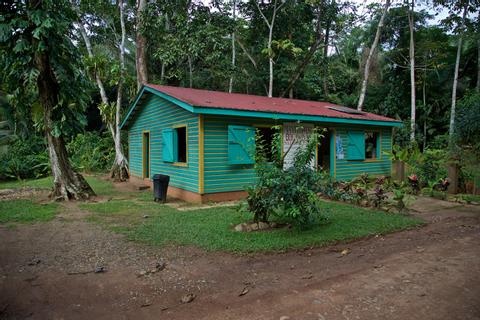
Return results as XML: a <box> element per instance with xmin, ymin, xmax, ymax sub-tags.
<box><xmin>336</xmin><ymin>135</ymin><xmax>344</xmax><ymax>160</ymax></box>
<box><xmin>283</xmin><ymin>123</ymin><xmax>315</xmax><ymax>169</ymax></box>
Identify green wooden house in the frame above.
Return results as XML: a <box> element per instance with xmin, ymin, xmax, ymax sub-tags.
<box><xmin>121</xmin><ymin>84</ymin><xmax>401</xmax><ymax>203</ymax></box>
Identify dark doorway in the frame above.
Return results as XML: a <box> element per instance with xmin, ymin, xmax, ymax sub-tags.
<box><xmin>143</xmin><ymin>131</ymin><xmax>150</xmax><ymax>178</ymax></box>
<box><xmin>317</xmin><ymin>129</ymin><xmax>331</xmax><ymax>172</ymax></box>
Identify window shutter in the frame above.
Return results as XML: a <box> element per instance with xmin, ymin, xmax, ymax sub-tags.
<box><xmin>162</xmin><ymin>128</ymin><xmax>174</xmax><ymax>162</ymax></box>
<box><xmin>228</xmin><ymin>125</ymin><xmax>255</xmax><ymax>164</ymax></box>
<box><xmin>347</xmin><ymin>131</ymin><xmax>365</xmax><ymax>160</ymax></box>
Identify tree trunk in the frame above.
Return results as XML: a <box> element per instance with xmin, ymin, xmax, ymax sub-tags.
<box><xmin>477</xmin><ymin>37</ymin><xmax>480</xmax><ymax>92</ymax></box>
<box><xmin>268</xmin><ymin>24</ymin><xmax>274</xmax><ymax>97</ymax></box>
<box><xmin>111</xmin><ymin>0</ymin><xmax>129</xmax><ymax>182</ymax></box>
<box><xmin>408</xmin><ymin>0</ymin><xmax>416</xmax><ymax>142</ymax></box>
<box><xmin>135</xmin><ymin>0</ymin><xmax>148</xmax><ymax>90</ymax></box>
<box><xmin>322</xmin><ymin>18</ymin><xmax>331</xmax><ymax>97</ymax></box>
<box><xmin>423</xmin><ymin>64</ymin><xmax>427</xmax><ymax>150</ymax></box>
<box><xmin>76</xmin><ymin>17</ymin><xmax>108</xmax><ymax>105</ymax></box>
<box><xmin>357</xmin><ymin>0</ymin><xmax>391</xmax><ymax>111</ymax></box>
<box><xmin>229</xmin><ymin>0</ymin><xmax>236</xmax><ymax>93</ymax></box>
<box><xmin>188</xmin><ymin>55</ymin><xmax>193</xmax><ymax>88</ymax></box>
<box><xmin>32</xmin><ymin>28</ymin><xmax>94</xmax><ymax>200</ymax></box>
<box><xmin>449</xmin><ymin>3</ymin><xmax>468</xmax><ymax>139</ymax></box>
<box><xmin>254</xmin><ymin>0</ymin><xmax>285</xmax><ymax>98</ymax></box>
<box><xmin>280</xmin><ymin>3</ymin><xmax>324</xmax><ymax>98</ymax></box>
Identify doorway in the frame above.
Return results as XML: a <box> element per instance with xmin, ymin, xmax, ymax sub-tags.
<box><xmin>317</xmin><ymin>129</ymin><xmax>331</xmax><ymax>173</ymax></box>
<box><xmin>142</xmin><ymin>131</ymin><xmax>150</xmax><ymax>178</ymax></box>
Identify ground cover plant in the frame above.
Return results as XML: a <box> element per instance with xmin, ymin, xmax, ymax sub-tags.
<box><xmin>0</xmin><ymin>199</ymin><xmax>58</xmax><ymax>224</ymax></box>
<box><xmin>80</xmin><ymin>198</ymin><xmax>423</xmax><ymax>253</ymax></box>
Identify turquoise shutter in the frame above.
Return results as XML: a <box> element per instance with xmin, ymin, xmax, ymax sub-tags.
<box><xmin>228</xmin><ymin>125</ymin><xmax>255</xmax><ymax>164</ymax></box>
<box><xmin>162</xmin><ymin>128</ymin><xmax>174</xmax><ymax>162</ymax></box>
<box><xmin>347</xmin><ymin>131</ymin><xmax>365</xmax><ymax>160</ymax></box>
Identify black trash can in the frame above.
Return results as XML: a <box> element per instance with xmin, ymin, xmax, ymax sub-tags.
<box><xmin>153</xmin><ymin>174</ymin><xmax>170</xmax><ymax>203</ymax></box>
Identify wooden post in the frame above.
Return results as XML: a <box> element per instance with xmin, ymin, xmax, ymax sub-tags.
<box><xmin>447</xmin><ymin>163</ymin><xmax>459</xmax><ymax>194</ymax></box>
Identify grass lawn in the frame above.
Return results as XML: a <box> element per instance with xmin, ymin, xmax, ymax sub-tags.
<box><xmin>80</xmin><ymin>199</ymin><xmax>424</xmax><ymax>253</ymax></box>
<box><xmin>0</xmin><ymin>175</ymin><xmax>118</xmax><ymax>197</ymax></box>
<box><xmin>0</xmin><ymin>199</ymin><xmax>58</xmax><ymax>224</ymax></box>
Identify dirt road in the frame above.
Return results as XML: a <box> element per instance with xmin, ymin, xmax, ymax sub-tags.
<box><xmin>1</xmin><ymin>198</ymin><xmax>479</xmax><ymax>320</ymax></box>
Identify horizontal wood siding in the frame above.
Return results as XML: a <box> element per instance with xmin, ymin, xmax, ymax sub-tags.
<box><xmin>204</xmin><ymin>116</ymin><xmax>280</xmax><ymax>193</ymax></box>
<box><xmin>334</xmin><ymin>126</ymin><xmax>392</xmax><ymax>181</ymax></box>
<box><xmin>128</xmin><ymin>94</ymin><xmax>199</xmax><ymax>192</ymax></box>
<box><xmin>203</xmin><ymin>117</ymin><xmax>393</xmax><ymax>193</ymax></box>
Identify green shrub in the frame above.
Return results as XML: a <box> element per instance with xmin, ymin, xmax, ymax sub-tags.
<box><xmin>67</xmin><ymin>131</ymin><xmax>115</xmax><ymax>173</ymax></box>
<box><xmin>0</xmin><ymin>136</ymin><xmax>49</xmax><ymax>180</ymax></box>
<box><xmin>245</xmin><ymin>127</ymin><xmax>328</xmax><ymax>227</ymax></box>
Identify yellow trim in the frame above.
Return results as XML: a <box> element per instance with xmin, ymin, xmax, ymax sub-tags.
<box><xmin>198</xmin><ymin>115</ymin><xmax>205</xmax><ymax>194</ymax></box>
<box><xmin>173</xmin><ymin>162</ymin><xmax>188</xmax><ymax>167</ymax></box>
<box><xmin>142</xmin><ymin>130</ymin><xmax>151</xmax><ymax>179</ymax></box>
<box><xmin>172</xmin><ymin>124</ymin><xmax>188</xmax><ymax>165</ymax></box>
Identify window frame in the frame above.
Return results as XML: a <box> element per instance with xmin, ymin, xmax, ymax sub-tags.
<box><xmin>173</xmin><ymin>124</ymin><xmax>188</xmax><ymax>167</ymax></box>
<box><xmin>253</xmin><ymin>124</ymin><xmax>282</xmax><ymax>163</ymax></box>
<box><xmin>364</xmin><ymin>130</ymin><xmax>381</xmax><ymax>161</ymax></box>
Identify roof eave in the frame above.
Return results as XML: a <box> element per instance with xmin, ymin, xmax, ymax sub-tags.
<box><xmin>192</xmin><ymin>106</ymin><xmax>403</xmax><ymax>127</ymax></box>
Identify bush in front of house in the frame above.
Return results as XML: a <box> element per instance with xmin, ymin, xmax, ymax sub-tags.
<box><xmin>245</xmin><ymin>127</ymin><xmax>328</xmax><ymax>227</ymax></box>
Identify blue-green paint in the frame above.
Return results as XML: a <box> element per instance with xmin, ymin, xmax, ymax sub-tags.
<box><xmin>128</xmin><ymin>94</ymin><xmax>199</xmax><ymax>193</ymax></box>
<box><xmin>193</xmin><ymin>107</ymin><xmax>402</xmax><ymax>128</ymax></box>
<box><xmin>347</xmin><ymin>131</ymin><xmax>365</xmax><ymax>160</ymax></box>
<box><xmin>227</xmin><ymin>125</ymin><xmax>255</xmax><ymax>164</ymax></box>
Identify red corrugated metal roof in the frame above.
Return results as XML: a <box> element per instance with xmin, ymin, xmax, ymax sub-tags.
<box><xmin>145</xmin><ymin>84</ymin><xmax>399</xmax><ymax>123</ymax></box>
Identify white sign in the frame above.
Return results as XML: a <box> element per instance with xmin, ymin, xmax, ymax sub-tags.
<box><xmin>283</xmin><ymin>123</ymin><xmax>315</xmax><ymax>169</ymax></box>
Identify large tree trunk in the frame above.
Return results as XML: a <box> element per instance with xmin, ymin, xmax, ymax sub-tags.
<box><xmin>357</xmin><ymin>0</ymin><xmax>390</xmax><ymax>111</ymax></box>
<box><xmin>408</xmin><ymin>0</ymin><xmax>416</xmax><ymax>142</ymax></box>
<box><xmin>111</xmin><ymin>0</ymin><xmax>129</xmax><ymax>182</ymax></box>
<box><xmin>135</xmin><ymin>0</ymin><xmax>148</xmax><ymax>90</ymax></box>
<box><xmin>33</xmin><ymin>33</ymin><xmax>94</xmax><ymax>200</ymax></box>
<box><xmin>449</xmin><ymin>3</ymin><xmax>468</xmax><ymax>139</ymax></box>
<box><xmin>229</xmin><ymin>0</ymin><xmax>236</xmax><ymax>93</ymax></box>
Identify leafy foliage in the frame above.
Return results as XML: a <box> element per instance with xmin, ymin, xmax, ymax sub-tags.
<box><xmin>0</xmin><ymin>136</ymin><xmax>49</xmax><ymax>180</ymax></box>
<box><xmin>245</xmin><ymin>128</ymin><xmax>327</xmax><ymax>227</ymax></box>
<box><xmin>66</xmin><ymin>132</ymin><xmax>115</xmax><ymax>173</ymax></box>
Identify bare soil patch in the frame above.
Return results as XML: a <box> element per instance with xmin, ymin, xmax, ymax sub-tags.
<box><xmin>1</xmin><ymin>199</ymin><xmax>479</xmax><ymax>320</ymax></box>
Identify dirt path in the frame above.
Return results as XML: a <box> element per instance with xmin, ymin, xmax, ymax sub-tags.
<box><xmin>1</xmin><ymin>199</ymin><xmax>479</xmax><ymax>320</ymax></box>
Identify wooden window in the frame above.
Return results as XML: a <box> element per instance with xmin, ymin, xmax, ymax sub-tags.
<box><xmin>347</xmin><ymin>131</ymin><xmax>365</xmax><ymax>160</ymax></box>
<box><xmin>365</xmin><ymin>131</ymin><xmax>379</xmax><ymax>159</ymax></box>
<box><xmin>256</xmin><ymin>126</ymin><xmax>279</xmax><ymax>162</ymax></box>
<box><xmin>227</xmin><ymin>125</ymin><xmax>255</xmax><ymax>164</ymax></box>
<box><xmin>174</xmin><ymin>126</ymin><xmax>187</xmax><ymax>163</ymax></box>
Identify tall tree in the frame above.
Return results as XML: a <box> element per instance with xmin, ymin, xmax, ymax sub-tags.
<box><xmin>408</xmin><ymin>0</ymin><xmax>416</xmax><ymax>141</ymax></box>
<box><xmin>73</xmin><ymin>0</ymin><xmax>129</xmax><ymax>182</ymax></box>
<box><xmin>254</xmin><ymin>0</ymin><xmax>287</xmax><ymax>97</ymax></box>
<box><xmin>448</xmin><ymin>1</ymin><xmax>468</xmax><ymax>138</ymax></box>
<box><xmin>357</xmin><ymin>0</ymin><xmax>391</xmax><ymax>111</ymax></box>
<box><xmin>229</xmin><ymin>0</ymin><xmax>237</xmax><ymax>93</ymax></box>
<box><xmin>110</xmin><ymin>0</ymin><xmax>129</xmax><ymax>181</ymax></box>
<box><xmin>0</xmin><ymin>0</ymin><xmax>94</xmax><ymax>200</ymax></box>
<box><xmin>136</xmin><ymin>0</ymin><xmax>148</xmax><ymax>90</ymax></box>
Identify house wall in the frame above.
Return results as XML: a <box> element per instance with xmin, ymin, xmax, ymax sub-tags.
<box><xmin>203</xmin><ymin>116</ymin><xmax>393</xmax><ymax>194</ymax></box>
<box><xmin>333</xmin><ymin>126</ymin><xmax>392</xmax><ymax>181</ymax></box>
<box><xmin>128</xmin><ymin>93</ymin><xmax>199</xmax><ymax>193</ymax></box>
<box><xmin>203</xmin><ymin>115</ymin><xmax>279</xmax><ymax>193</ymax></box>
